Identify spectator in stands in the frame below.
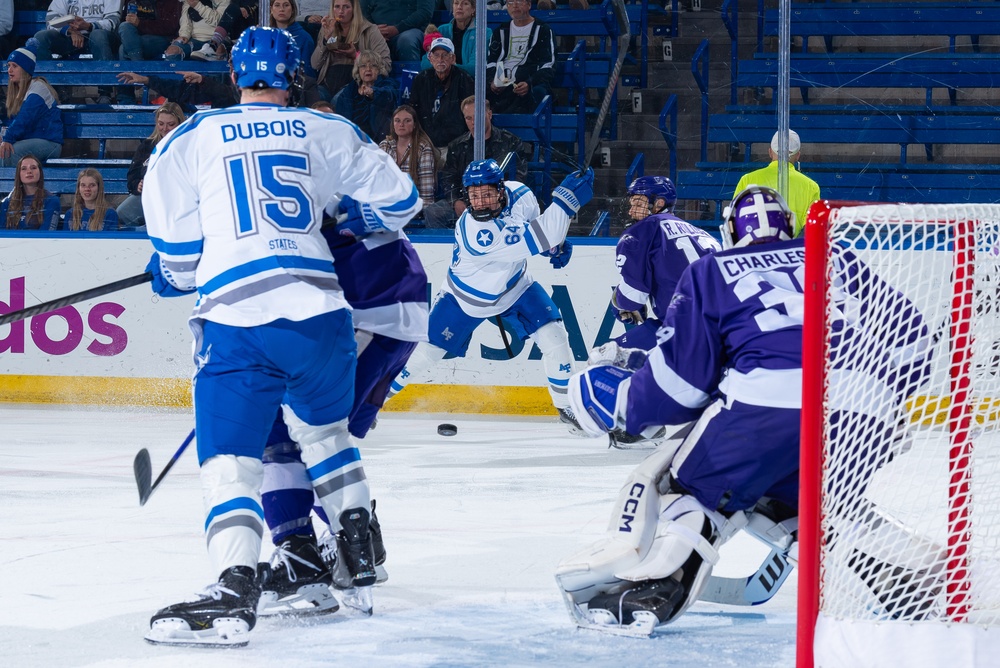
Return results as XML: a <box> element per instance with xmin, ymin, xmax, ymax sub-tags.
<box><xmin>379</xmin><ymin>104</ymin><xmax>436</xmax><ymax>205</ymax></box>
<box><xmin>0</xmin><ymin>154</ymin><xmax>60</xmax><ymax>230</ymax></box>
<box><xmin>334</xmin><ymin>49</ymin><xmax>398</xmax><ymax>141</ymax></box>
<box><xmin>191</xmin><ymin>0</ymin><xmax>257</xmax><ymax>62</ymax></box>
<box><xmin>419</xmin><ymin>0</ymin><xmax>490</xmax><ymax>77</ymax></box>
<box><xmin>313</xmin><ymin>0</ymin><xmax>389</xmax><ymax>104</ymax></box>
<box><xmin>310</xmin><ymin>100</ymin><xmax>334</xmax><ymax>112</ymax></box>
<box><xmin>360</xmin><ymin>0</ymin><xmax>433</xmax><ymax>63</ymax></box>
<box><xmin>298</xmin><ymin>0</ymin><xmax>328</xmax><ymax>42</ymax></box>
<box><xmin>61</xmin><ymin>168</ymin><xmax>119</xmax><ymax>231</ymax></box>
<box><xmin>34</xmin><ymin>0</ymin><xmax>122</xmax><ymax>104</ymax></box>
<box><xmin>423</xmin><ymin>95</ymin><xmax>528</xmax><ymax>228</ymax></box>
<box><xmin>411</xmin><ymin>37</ymin><xmax>474</xmax><ymax>150</ymax></box>
<box><xmin>1</xmin><ymin>40</ymin><xmax>63</xmax><ymax>167</ymax></box>
<box><xmin>119</xmin><ymin>0</ymin><xmax>183</xmax><ymax>62</ymax></box>
<box><xmin>117</xmin><ymin>68</ymin><xmax>238</xmax><ymax>111</ymax></box>
<box><xmin>486</xmin><ymin>0</ymin><xmax>555</xmax><ymax>115</ymax></box>
<box><xmin>733</xmin><ymin>129</ymin><xmax>821</xmax><ymax>237</ymax></box>
<box><xmin>116</xmin><ymin>102</ymin><xmax>185</xmax><ymax>230</ymax></box>
<box><xmin>164</xmin><ymin>0</ymin><xmax>228</xmax><ymax>61</ymax></box>
<box><xmin>0</xmin><ymin>0</ymin><xmax>13</xmax><ymax>60</ymax></box>
<box><xmin>268</xmin><ymin>0</ymin><xmax>316</xmax><ymax>77</ymax></box>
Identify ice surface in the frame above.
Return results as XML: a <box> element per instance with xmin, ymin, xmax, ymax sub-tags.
<box><xmin>0</xmin><ymin>406</ymin><xmax>796</xmax><ymax>667</ymax></box>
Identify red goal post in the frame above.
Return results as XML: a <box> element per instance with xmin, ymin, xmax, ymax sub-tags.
<box><xmin>799</xmin><ymin>201</ymin><xmax>1000</xmax><ymax>668</ymax></box>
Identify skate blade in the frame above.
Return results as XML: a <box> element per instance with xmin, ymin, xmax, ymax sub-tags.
<box><xmin>335</xmin><ymin>586</ymin><xmax>374</xmax><ymax>615</ymax></box>
<box><xmin>145</xmin><ymin>617</ymin><xmax>251</xmax><ymax>647</ymax></box>
<box><xmin>568</xmin><ymin>603</ymin><xmax>657</xmax><ymax>638</ymax></box>
<box><xmin>375</xmin><ymin>565</ymin><xmax>388</xmax><ymax>585</ymax></box>
<box><xmin>258</xmin><ymin>584</ymin><xmax>340</xmax><ymax>617</ymax></box>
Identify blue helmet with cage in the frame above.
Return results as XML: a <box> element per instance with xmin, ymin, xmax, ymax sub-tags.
<box><xmin>461</xmin><ymin>159</ymin><xmax>507</xmax><ymax>221</ymax></box>
<box><xmin>231</xmin><ymin>26</ymin><xmax>301</xmax><ymax>91</ymax></box>
<box><xmin>721</xmin><ymin>185</ymin><xmax>795</xmax><ymax>250</ymax></box>
<box><xmin>627</xmin><ymin>175</ymin><xmax>677</xmax><ymax>212</ymax></box>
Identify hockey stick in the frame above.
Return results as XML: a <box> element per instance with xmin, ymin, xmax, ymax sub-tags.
<box><xmin>134</xmin><ymin>428</ymin><xmax>195</xmax><ymax>505</ymax></box>
<box><xmin>0</xmin><ymin>272</ymin><xmax>152</xmax><ymax>327</ymax></box>
<box><xmin>580</xmin><ymin>0</ymin><xmax>631</xmax><ymax>172</ymax></box>
<box><xmin>492</xmin><ymin>151</ymin><xmax>518</xmax><ymax>359</ymax></box>
<box><xmin>699</xmin><ymin>547</ymin><xmax>793</xmax><ymax>606</ymax></box>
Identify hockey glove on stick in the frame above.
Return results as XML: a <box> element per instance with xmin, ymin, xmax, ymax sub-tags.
<box><xmin>146</xmin><ymin>252</ymin><xmax>196</xmax><ymax>298</ymax></box>
<box><xmin>551</xmin><ymin>168</ymin><xmax>595</xmax><ymax>217</ymax></box>
<box><xmin>542</xmin><ymin>240</ymin><xmax>573</xmax><ymax>269</ymax></box>
<box><xmin>336</xmin><ymin>195</ymin><xmax>390</xmax><ymax>237</ymax></box>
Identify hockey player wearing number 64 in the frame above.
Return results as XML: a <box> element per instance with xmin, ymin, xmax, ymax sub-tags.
<box><xmin>139</xmin><ymin>26</ymin><xmax>422</xmax><ymax>647</ymax></box>
<box><xmin>556</xmin><ymin>186</ymin><xmax>939</xmax><ymax>636</ymax></box>
<box><xmin>385</xmin><ymin>158</ymin><xmax>594</xmax><ymax>433</ymax></box>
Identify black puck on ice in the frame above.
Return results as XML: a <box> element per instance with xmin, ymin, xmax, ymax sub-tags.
<box><xmin>437</xmin><ymin>423</ymin><xmax>458</xmax><ymax>437</ymax></box>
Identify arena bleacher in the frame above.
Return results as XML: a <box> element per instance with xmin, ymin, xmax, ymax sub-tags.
<box><xmin>6</xmin><ymin>1</ymin><xmax>1000</xmax><ymax>232</ymax></box>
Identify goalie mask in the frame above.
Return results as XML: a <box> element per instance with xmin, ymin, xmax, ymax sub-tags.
<box><xmin>721</xmin><ymin>185</ymin><xmax>795</xmax><ymax>250</ymax></box>
<box><xmin>624</xmin><ymin>175</ymin><xmax>676</xmax><ymax>224</ymax></box>
<box><xmin>231</xmin><ymin>26</ymin><xmax>301</xmax><ymax>91</ymax></box>
<box><xmin>461</xmin><ymin>159</ymin><xmax>508</xmax><ymax>222</ymax></box>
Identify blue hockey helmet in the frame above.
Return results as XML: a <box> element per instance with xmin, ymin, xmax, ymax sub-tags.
<box><xmin>461</xmin><ymin>159</ymin><xmax>507</xmax><ymax>221</ymax></box>
<box><xmin>231</xmin><ymin>26</ymin><xmax>301</xmax><ymax>91</ymax></box>
<box><xmin>721</xmin><ymin>185</ymin><xmax>795</xmax><ymax>250</ymax></box>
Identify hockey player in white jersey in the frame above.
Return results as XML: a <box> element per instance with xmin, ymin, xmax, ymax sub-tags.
<box><xmin>386</xmin><ymin>158</ymin><xmax>594</xmax><ymax>431</ymax></box>
<box><xmin>139</xmin><ymin>26</ymin><xmax>422</xmax><ymax>647</ymax></box>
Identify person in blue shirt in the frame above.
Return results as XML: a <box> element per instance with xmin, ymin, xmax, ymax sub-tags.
<box><xmin>419</xmin><ymin>0</ymin><xmax>490</xmax><ymax>77</ymax></box>
<box><xmin>61</xmin><ymin>168</ymin><xmax>119</xmax><ymax>231</ymax></box>
<box><xmin>0</xmin><ymin>154</ymin><xmax>61</xmax><ymax>230</ymax></box>
<box><xmin>1</xmin><ymin>40</ymin><xmax>63</xmax><ymax>167</ymax></box>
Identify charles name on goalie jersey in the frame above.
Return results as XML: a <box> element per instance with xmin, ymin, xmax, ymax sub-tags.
<box><xmin>555</xmin><ymin>186</ymin><xmax>936</xmax><ymax>636</ymax></box>
<box><xmin>139</xmin><ymin>26</ymin><xmax>422</xmax><ymax>647</ymax></box>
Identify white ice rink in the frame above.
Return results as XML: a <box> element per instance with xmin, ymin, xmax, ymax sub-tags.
<box><xmin>0</xmin><ymin>405</ymin><xmax>797</xmax><ymax>667</ymax></box>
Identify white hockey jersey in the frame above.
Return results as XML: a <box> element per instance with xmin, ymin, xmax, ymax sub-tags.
<box><xmin>143</xmin><ymin>103</ymin><xmax>422</xmax><ymax>328</ymax></box>
<box><xmin>443</xmin><ymin>180</ymin><xmax>571</xmax><ymax>318</ymax></box>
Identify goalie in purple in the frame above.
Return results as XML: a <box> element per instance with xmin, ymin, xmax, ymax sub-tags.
<box><xmin>556</xmin><ymin>185</ymin><xmax>803</xmax><ymax>636</ymax></box>
<box><xmin>557</xmin><ymin>187</ymin><xmax>938</xmax><ymax>635</ymax></box>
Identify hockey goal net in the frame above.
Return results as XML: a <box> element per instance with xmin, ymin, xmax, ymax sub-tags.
<box><xmin>799</xmin><ymin>201</ymin><xmax>1000</xmax><ymax>667</ymax></box>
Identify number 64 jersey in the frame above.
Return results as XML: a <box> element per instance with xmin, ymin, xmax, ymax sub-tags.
<box><xmin>625</xmin><ymin>238</ymin><xmax>805</xmax><ymax>436</ymax></box>
<box><xmin>142</xmin><ymin>104</ymin><xmax>422</xmax><ymax>327</ymax></box>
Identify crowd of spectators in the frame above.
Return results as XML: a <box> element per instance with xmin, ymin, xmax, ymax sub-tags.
<box><xmin>1</xmin><ymin>0</ymin><xmax>605</xmax><ymax>230</ymax></box>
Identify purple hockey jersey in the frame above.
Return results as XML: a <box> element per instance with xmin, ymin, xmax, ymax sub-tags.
<box><xmin>626</xmin><ymin>238</ymin><xmax>805</xmax><ymax>435</ymax></box>
<box><xmin>323</xmin><ymin>228</ymin><xmax>429</xmax><ymax>342</ymax></box>
<box><xmin>614</xmin><ymin>214</ymin><xmax>720</xmax><ymax>321</ymax></box>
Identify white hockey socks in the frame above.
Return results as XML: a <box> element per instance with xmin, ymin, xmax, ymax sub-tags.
<box><xmin>281</xmin><ymin>407</ymin><xmax>369</xmax><ymax>534</ymax></box>
<box><xmin>532</xmin><ymin>320</ymin><xmax>574</xmax><ymax>409</ymax></box>
<box><xmin>386</xmin><ymin>342</ymin><xmax>448</xmax><ymax>401</ymax></box>
<box><xmin>201</xmin><ymin>454</ymin><xmax>265</xmax><ymax>575</ymax></box>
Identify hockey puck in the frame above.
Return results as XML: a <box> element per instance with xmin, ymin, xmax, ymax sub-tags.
<box><xmin>437</xmin><ymin>423</ymin><xmax>458</xmax><ymax>437</ymax></box>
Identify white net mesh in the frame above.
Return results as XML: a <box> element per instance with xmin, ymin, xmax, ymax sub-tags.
<box><xmin>818</xmin><ymin>203</ymin><xmax>1000</xmax><ymax>628</ymax></box>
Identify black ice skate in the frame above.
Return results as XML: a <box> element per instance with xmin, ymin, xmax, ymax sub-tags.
<box><xmin>321</xmin><ymin>507</ymin><xmax>377</xmax><ymax>615</ymax></box>
<box><xmin>370</xmin><ymin>499</ymin><xmax>388</xmax><ymax>584</ymax></box>
<box><xmin>257</xmin><ymin>533</ymin><xmax>339</xmax><ymax>617</ymax></box>
<box><xmin>558</xmin><ymin>407</ymin><xmax>586</xmax><ymax>436</ymax></box>
<box><xmin>145</xmin><ymin>566</ymin><xmax>260</xmax><ymax>647</ymax></box>
<box><xmin>584</xmin><ymin>578</ymin><xmax>685</xmax><ymax>637</ymax></box>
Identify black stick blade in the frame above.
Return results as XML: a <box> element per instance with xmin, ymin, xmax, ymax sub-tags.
<box><xmin>133</xmin><ymin>448</ymin><xmax>153</xmax><ymax>506</ymax></box>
